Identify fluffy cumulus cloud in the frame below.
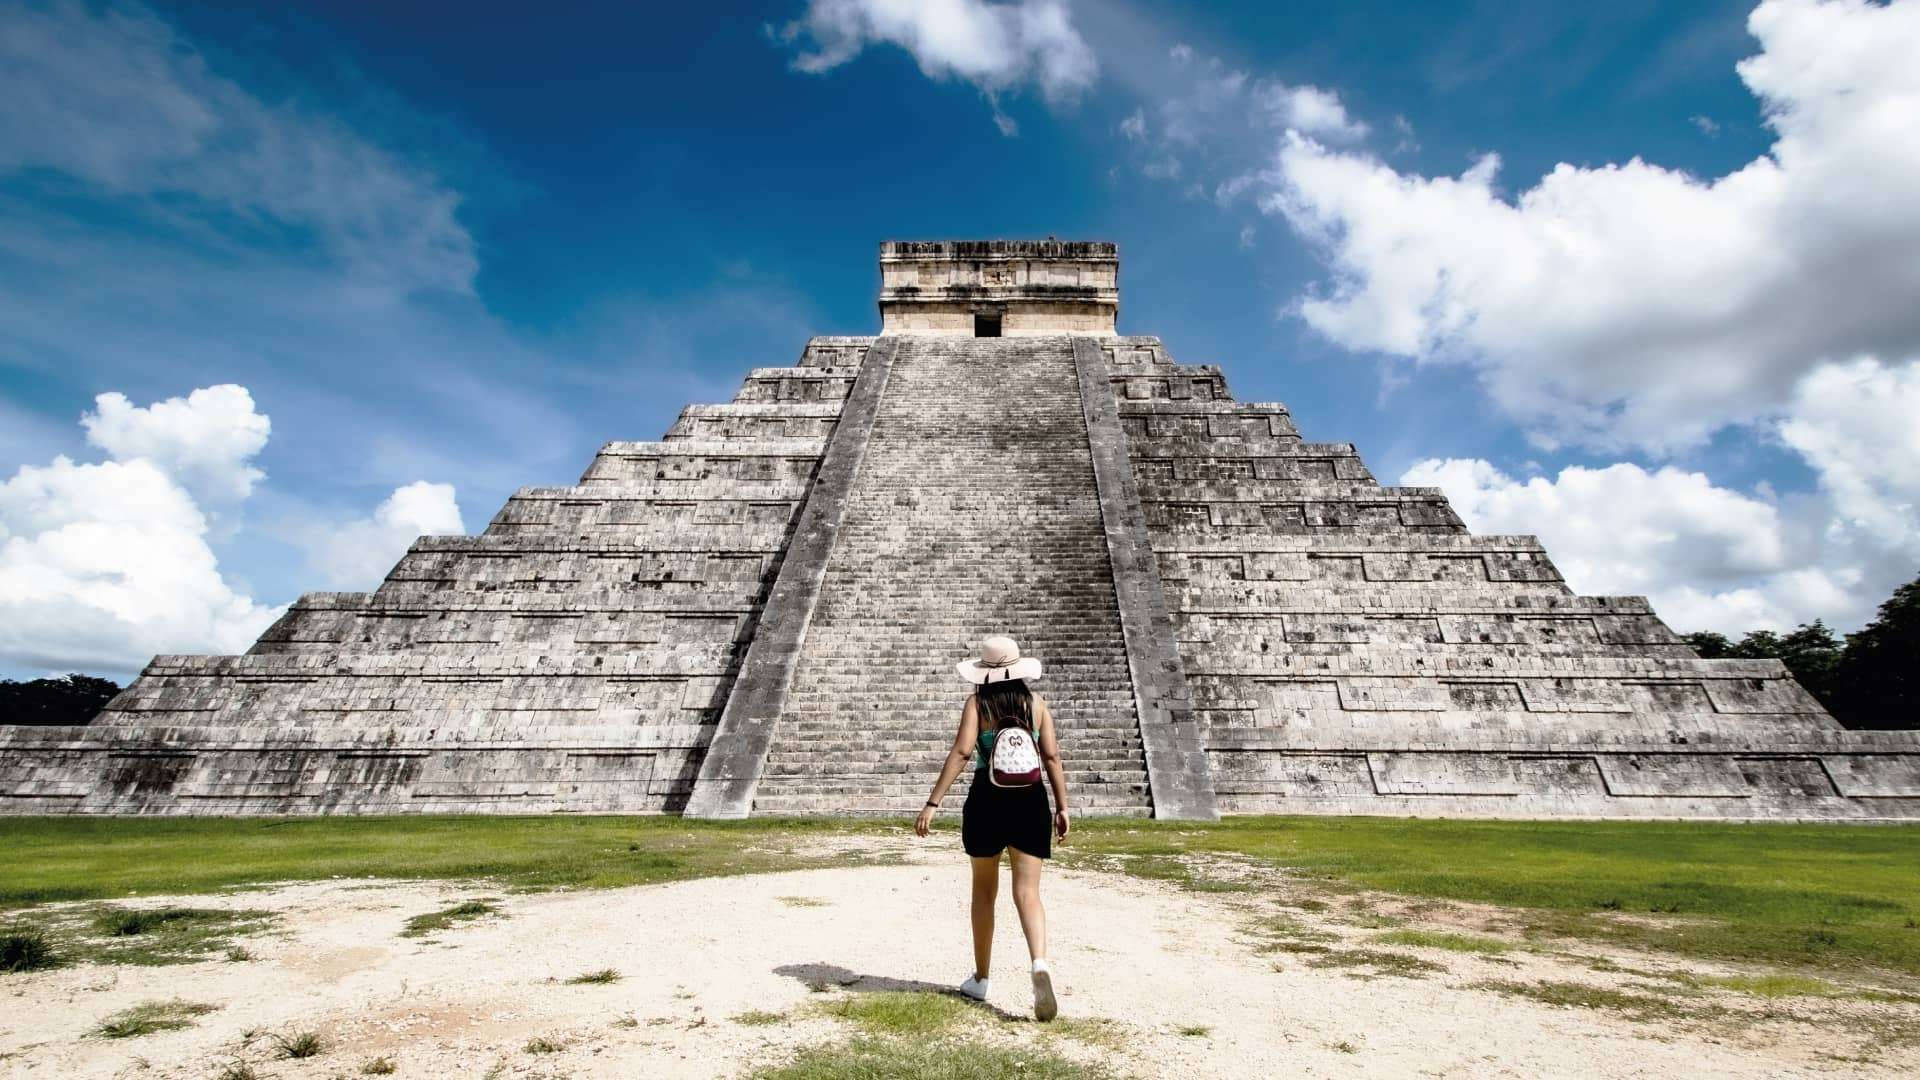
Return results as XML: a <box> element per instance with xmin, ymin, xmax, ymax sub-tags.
<box><xmin>0</xmin><ymin>0</ymin><xmax>476</xmax><ymax>295</ymax></box>
<box><xmin>1264</xmin><ymin>0</ymin><xmax>1920</xmax><ymax>453</ymax></box>
<box><xmin>0</xmin><ymin>386</ymin><xmax>468</xmax><ymax>676</ymax></box>
<box><xmin>0</xmin><ymin>390</ymin><xmax>284</xmax><ymax>676</ymax></box>
<box><xmin>304</xmin><ymin>481</ymin><xmax>465</xmax><ymax>589</ymax></box>
<box><xmin>80</xmin><ymin>385</ymin><xmax>270</xmax><ymax>503</ymax></box>
<box><xmin>1403</xmin><ymin>353</ymin><xmax>1920</xmax><ymax>633</ymax></box>
<box><xmin>776</xmin><ymin>0</ymin><xmax>1097</xmax><ymax>133</ymax></box>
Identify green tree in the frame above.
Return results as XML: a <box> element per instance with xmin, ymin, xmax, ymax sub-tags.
<box><xmin>1684</xmin><ymin>622</ymin><xmax>1843</xmax><ymax>714</ymax></box>
<box><xmin>1831</xmin><ymin>576</ymin><xmax>1920</xmax><ymax>730</ymax></box>
<box><xmin>0</xmin><ymin>675</ymin><xmax>122</xmax><ymax>726</ymax></box>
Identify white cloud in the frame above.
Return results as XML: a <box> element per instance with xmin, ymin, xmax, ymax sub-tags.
<box><xmin>1264</xmin><ymin>0</ymin><xmax>1920</xmax><ymax>453</ymax></box>
<box><xmin>305</xmin><ymin>481</ymin><xmax>465</xmax><ymax>588</ymax></box>
<box><xmin>1119</xmin><ymin>40</ymin><xmax>1366</xmax><ymax>189</ymax></box>
<box><xmin>0</xmin><ymin>1</ymin><xmax>475</xmax><ymax>297</ymax></box>
<box><xmin>80</xmin><ymin>385</ymin><xmax>269</xmax><ymax>502</ymax></box>
<box><xmin>1690</xmin><ymin>113</ymin><xmax>1721</xmax><ymax>136</ymax></box>
<box><xmin>776</xmin><ymin>0</ymin><xmax>1097</xmax><ymax>131</ymax></box>
<box><xmin>0</xmin><ymin>389</ymin><xmax>284</xmax><ymax>677</ymax></box>
<box><xmin>1778</xmin><ymin>357</ymin><xmax>1920</xmax><ymax>556</ymax></box>
<box><xmin>1254</xmin><ymin>83</ymin><xmax>1368</xmax><ymax>141</ymax></box>
<box><xmin>1404</xmin><ymin>357</ymin><xmax>1920</xmax><ymax>634</ymax></box>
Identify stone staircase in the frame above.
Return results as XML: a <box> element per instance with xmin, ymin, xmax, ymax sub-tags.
<box><xmin>753</xmin><ymin>336</ymin><xmax>1152</xmax><ymax>816</ymax></box>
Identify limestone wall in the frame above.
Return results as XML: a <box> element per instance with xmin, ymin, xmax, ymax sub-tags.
<box><xmin>1100</xmin><ymin>336</ymin><xmax>1920</xmax><ymax>819</ymax></box>
<box><xmin>0</xmin><ymin>338</ymin><xmax>877</xmax><ymax>815</ymax></box>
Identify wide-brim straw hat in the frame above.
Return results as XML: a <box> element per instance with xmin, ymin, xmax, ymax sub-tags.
<box><xmin>957</xmin><ymin>634</ymin><xmax>1044</xmax><ymax>684</ymax></box>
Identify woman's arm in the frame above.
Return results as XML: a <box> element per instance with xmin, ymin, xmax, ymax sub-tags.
<box><xmin>1036</xmin><ymin>696</ymin><xmax>1070</xmax><ymax>840</ymax></box>
<box><xmin>914</xmin><ymin>694</ymin><xmax>979</xmax><ymax>837</ymax></box>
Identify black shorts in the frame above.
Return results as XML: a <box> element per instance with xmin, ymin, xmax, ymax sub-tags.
<box><xmin>961</xmin><ymin>768</ymin><xmax>1052</xmax><ymax>859</ymax></box>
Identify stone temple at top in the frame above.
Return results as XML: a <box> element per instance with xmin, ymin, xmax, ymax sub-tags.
<box><xmin>6</xmin><ymin>240</ymin><xmax>1917</xmax><ymax>819</ymax></box>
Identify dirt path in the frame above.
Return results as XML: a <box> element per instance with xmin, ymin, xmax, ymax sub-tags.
<box><xmin>4</xmin><ymin>838</ymin><xmax>1914</xmax><ymax>1078</ymax></box>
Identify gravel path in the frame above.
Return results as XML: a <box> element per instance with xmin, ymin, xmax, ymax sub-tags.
<box><xmin>4</xmin><ymin>837</ymin><xmax>1914</xmax><ymax>1078</ymax></box>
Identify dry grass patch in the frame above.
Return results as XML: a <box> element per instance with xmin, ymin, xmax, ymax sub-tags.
<box><xmin>90</xmin><ymin>999</ymin><xmax>218</xmax><ymax>1038</ymax></box>
<box><xmin>401</xmin><ymin>899</ymin><xmax>497</xmax><ymax>938</ymax></box>
<box><xmin>1471</xmin><ymin>979</ymin><xmax>1721</xmax><ymax>1024</ymax></box>
<box><xmin>734</xmin><ymin>1009</ymin><xmax>788</xmax><ymax>1026</ymax></box>
<box><xmin>564</xmin><ymin>967</ymin><xmax>620</xmax><ymax>984</ymax></box>
<box><xmin>1375</xmin><ymin>929</ymin><xmax>1512</xmax><ymax>955</ymax></box>
<box><xmin>757</xmin><ymin>1036</ymin><xmax>1118</xmax><ymax>1079</ymax></box>
<box><xmin>777</xmin><ymin>896</ymin><xmax>830</xmax><ymax>908</ymax></box>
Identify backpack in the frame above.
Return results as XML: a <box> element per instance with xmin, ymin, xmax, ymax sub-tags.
<box><xmin>989</xmin><ymin>724</ymin><xmax>1043</xmax><ymax>788</ymax></box>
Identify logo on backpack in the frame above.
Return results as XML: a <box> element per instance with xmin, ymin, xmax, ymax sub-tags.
<box><xmin>989</xmin><ymin>726</ymin><xmax>1043</xmax><ymax>788</ymax></box>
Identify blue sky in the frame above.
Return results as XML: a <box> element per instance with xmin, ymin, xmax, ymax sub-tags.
<box><xmin>3</xmin><ymin>0</ymin><xmax>1917</xmax><ymax>679</ymax></box>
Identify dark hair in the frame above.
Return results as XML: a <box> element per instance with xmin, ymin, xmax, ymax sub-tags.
<box><xmin>975</xmin><ymin>678</ymin><xmax>1033</xmax><ymax>735</ymax></box>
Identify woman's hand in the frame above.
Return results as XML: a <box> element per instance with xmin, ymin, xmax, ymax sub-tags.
<box><xmin>1054</xmin><ymin>808</ymin><xmax>1071</xmax><ymax>841</ymax></box>
<box><xmin>914</xmin><ymin>804</ymin><xmax>936</xmax><ymax>837</ymax></box>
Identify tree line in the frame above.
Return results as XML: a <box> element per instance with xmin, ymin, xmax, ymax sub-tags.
<box><xmin>1683</xmin><ymin>573</ymin><xmax>1916</xmax><ymax>730</ymax></box>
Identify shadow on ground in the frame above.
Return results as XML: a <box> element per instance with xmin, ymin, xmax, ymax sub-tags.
<box><xmin>774</xmin><ymin>962</ymin><xmax>1030</xmax><ymax>1022</ymax></box>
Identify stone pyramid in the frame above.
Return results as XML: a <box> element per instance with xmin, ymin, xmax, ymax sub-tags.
<box><xmin>5</xmin><ymin>241</ymin><xmax>1916</xmax><ymax>819</ymax></box>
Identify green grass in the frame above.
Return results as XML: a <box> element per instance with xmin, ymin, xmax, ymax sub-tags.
<box><xmin>757</xmin><ymin>1036</ymin><xmax>1117</xmax><ymax>1079</ymax></box>
<box><xmin>90</xmin><ymin>999</ymin><xmax>217</xmax><ymax>1038</ymax></box>
<box><xmin>565</xmin><ymin>967</ymin><xmax>621</xmax><ymax>985</ymax></box>
<box><xmin>4</xmin><ymin>905</ymin><xmax>275</xmax><ymax>968</ymax></box>
<box><xmin>823</xmin><ymin>992</ymin><xmax>971</xmax><ymax>1036</ymax></box>
<box><xmin>0</xmin><ymin>930</ymin><xmax>57</xmax><ymax>972</ymax></box>
<box><xmin>1689</xmin><ymin>973</ymin><xmax>1841</xmax><ymax>998</ymax></box>
<box><xmin>400</xmin><ymin>900</ymin><xmax>497</xmax><ymax>938</ymax></box>
<box><xmin>0</xmin><ymin>816</ymin><xmax>895</xmax><ymax>908</ymax></box>
<box><xmin>8</xmin><ymin>815</ymin><xmax>1918</xmax><ymax>979</ymax></box>
<box><xmin>1470</xmin><ymin>979</ymin><xmax>1715</xmax><ymax>1023</ymax></box>
<box><xmin>734</xmin><ymin>1009</ymin><xmax>788</xmax><ymax>1026</ymax></box>
<box><xmin>1266</xmin><ymin>942</ymin><xmax>1446</xmax><ymax>978</ymax></box>
<box><xmin>1375</xmin><ymin>929</ymin><xmax>1513</xmax><ymax>955</ymax></box>
<box><xmin>269</xmin><ymin>1029</ymin><xmax>327</xmax><ymax>1059</ymax></box>
<box><xmin>1069</xmin><ymin>817</ymin><xmax>1920</xmax><ymax>977</ymax></box>
<box><xmin>1176</xmin><ymin>1024</ymin><xmax>1210</xmax><ymax>1038</ymax></box>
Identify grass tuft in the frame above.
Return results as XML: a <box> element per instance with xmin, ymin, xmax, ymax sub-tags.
<box><xmin>1043</xmin><ymin>1016</ymin><xmax>1129</xmax><ymax>1051</ymax></box>
<box><xmin>0</xmin><ymin>930</ymin><xmax>57</xmax><ymax>973</ymax></box>
<box><xmin>224</xmin><ymin>945</ymin><xmax>253</xmax><ymax>962</ymax></box>
<box><xmin>1266</xmin><ymin>942</ymin><xmax>1446</xmax><ymax>978</ymax></box>
<box><xmin>1690</xmin><ymin>973</ymin><xmax>1841</xmax><ymax>998</ymax></box>
<box><xmin>565</xmin><ymin>967</ymin><xmax>621</xmax><ymax>985</ymax></box>
<box><xmin>524</xmin><ymin>1036</ymin><xmax>565</xmax><ymax>1054</ymax></box>
<box><xmin>401</xmin><ymin>900</ymin><xmax>496</xmax><ymax>938</ymax></box>
<box><xmin>270</xmin><ymin>1028</ymin><xmax>327</xmax><ymax>1059</ymax></box>
<box><xmin>215</xmin><ymin>1062</ymin><xmax>259</xmax><ymax>1080</ymax></box>
<box><xmin>1375</xmin><ymin>929</ymin><xmax>1512</xmax><ymax>955</ymax></box>
<box><xmin>1471</xmin><ymin>979</ymin><xmax>1716</xmax><ymax>1023</ymax></box>
<box><xmin>822</xmin><ymin>991</ymin><xmax>971</xmax><ymax>1036</ymax></box>
<box><xmin>1177</xmin><ymin>1024</ymin><xmax>1211</xmax><ymax>1037</ymax></box>
<box><xmin>361</xmin><ymin>1057</ymin><xmax>397</xmax><ymax>1075</ymax></box>
<box><xmin>90</xmin><ymin>999</ymin><xmax>217</xmax><ymax>1038</ymax></box>
<box><xmin>757</xmin><ymin>1036</ymin><xmax>1117</xmax><ymax>1079</ymax></box>
<box><xmin>777</xmin><ymin>896</ymin><xmax>830</xmax><ymax>908</ymax></box>
<box><xmin>733</xmin><ymin>1009</ymin><xmax>787</xmax><ymax>1026</ymax></box>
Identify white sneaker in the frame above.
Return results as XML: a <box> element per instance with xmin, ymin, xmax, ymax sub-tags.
<box><xmin>1031</xmin><ymin>959</ymin><xmax>1057</xmax><ymax>1022</ymax></box>
<box><xmin>959</xmin><ymin>974</ymin><xmax>990</xmax><ymax>1002</ymax></box>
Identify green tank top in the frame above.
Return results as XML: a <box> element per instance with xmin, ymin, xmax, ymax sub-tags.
<box><xmin>974</xmin><ymin>694</ymin><xmax>1041</xmax><ymax>770</ymax></box>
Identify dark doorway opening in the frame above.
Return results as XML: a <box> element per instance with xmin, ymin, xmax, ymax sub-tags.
<box><xmin>974</xmin><ymin>313</ymin><xmax>1002</xmax><ymax>337</ymax></box>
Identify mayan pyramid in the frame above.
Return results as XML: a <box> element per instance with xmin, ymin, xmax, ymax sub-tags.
<box><xmin>5</xmin><ymin>240</ymin><xmax>1917</xmax><ymax>819</ymax></box>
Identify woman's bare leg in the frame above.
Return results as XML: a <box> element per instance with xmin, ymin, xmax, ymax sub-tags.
<box><xmin>1009</xmin><ymin>849</ymin><xmax>1047</xmax><ymax>962</ymax></box>
<box><xmin>970</xmin><ymin>855</ymin><xmax>1000</xmax><ymax>979</ymax></box>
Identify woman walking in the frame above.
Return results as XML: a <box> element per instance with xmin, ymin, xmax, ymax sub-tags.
<box><xmin>913</xmin><ymin>635</ymin><xmax>1071</xmax><ymax>1021</ymax></box>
